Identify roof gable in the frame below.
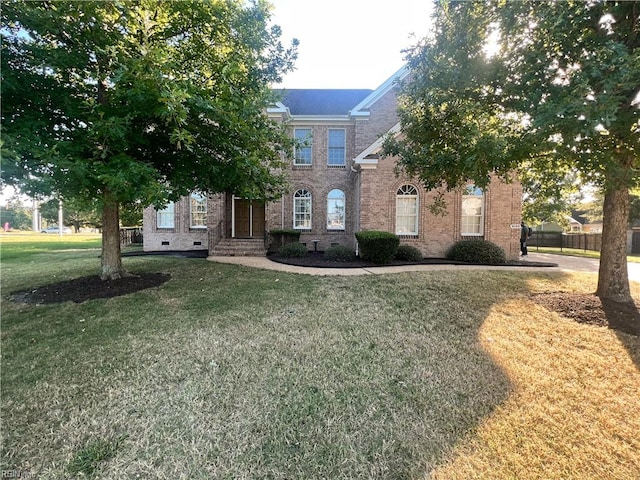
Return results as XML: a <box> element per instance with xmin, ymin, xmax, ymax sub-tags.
<box><xmin>277</xmin><ymin>89</ymin><xmax>373</xmax><ymax>116</ymax></box>
<box><xmin>350</xmin><ymin>65</ymin><xmax>409</xmax><ymax>118</ymax></box>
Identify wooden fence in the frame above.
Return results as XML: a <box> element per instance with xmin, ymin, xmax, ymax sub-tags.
<box><xmin>529</xmin><ymin>232</ymin><xmax>602</xmax><ymax>252</ymax></box>
<box><xmin>120</xmin><ymin>227</ymin><xmax>143</xmax><ymax>246</ymax></box>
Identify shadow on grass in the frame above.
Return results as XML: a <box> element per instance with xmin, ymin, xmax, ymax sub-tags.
<box><xmin>604</xmin><ymin>299</ymin><xmax>640</xmax><ymax>369</ymax></box>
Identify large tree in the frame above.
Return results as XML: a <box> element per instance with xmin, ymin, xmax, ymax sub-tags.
<box><xmin>2</xmin><ymin>0</ymin><xmax>297</xmax><ymax>279</ymax></box>
<box><xmin>384</xmin><ymin>0</ymin><xmax>639</xmax><ymax>303</ymax></box>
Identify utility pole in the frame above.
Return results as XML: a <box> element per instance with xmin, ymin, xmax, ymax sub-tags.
<box><xmin>32</xmin><ymin>198</ymin><xmax>41</xmax><ymax>232</ymax></box>
<box><xmin>58</xmin><ymin>200</ymin><xmax>63</xmax><ymax>236</ymax></box>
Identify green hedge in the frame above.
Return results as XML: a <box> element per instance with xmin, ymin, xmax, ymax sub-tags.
<box><xmin>269</xmin><ymin>229</ymin><xmax>301</xmax><ymax>253</ymax></box>
<box><xmin>324</xmin><ymin>245</ymin><xmax>356</xmax><ymax>262</ymax></box>
<box><xmin>395</xmin><ymin>245</ymin><xmax>423</xmax><ymax>262</ymax></box>
<box><xmin>355</xmin><ymin>231</ymin><xmax>400</xmax><ymax>264</ymax></box>
<box><xmin>446</xmin><ymin>239</ymin><xmax>506</xmax><ymax>264</ymax></box>
<box><xmin>279</xmin><ymin>242</ymin><xmax>308</xmax><ymax>258</ymax></box>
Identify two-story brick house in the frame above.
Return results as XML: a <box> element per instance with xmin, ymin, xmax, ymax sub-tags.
<box><xmin>143</xmin><ymin>66</ymin><xmax>523</xmax><ymax>260</ymax></box>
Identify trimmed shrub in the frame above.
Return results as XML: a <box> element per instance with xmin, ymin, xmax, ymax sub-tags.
<box><xmin>269</xmin><ymin>229</ymin><xmax>301</xmax><ymax>253</ymax></box>
<box><xmin>324</xmin><ymin>245</ymin><xmax>356</xmax><ymax>262</ymax></box>
<box><xmin>446</xmin><ymin>239</ymin><xmax>506</xmax><ymax>264</ymax></box>
<box><xmin>355</xmin><ymin>230</ymin><xmax>400</xmax><ymax>264</ymax></box>
<box><xmin>395</xmin><ymin>245</ymin><xmax>423</xmax><ymax>262</ymax></box>
<box><xmin>279</xmin><ymin>242</ymin><xmax>308</xmax><ymax>258</ymax></box>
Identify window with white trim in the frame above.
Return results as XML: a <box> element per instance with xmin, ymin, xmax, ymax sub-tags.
<box><xmin>190</xmin><ymin>192</ymin><xmax>207</xmax><ymax>228</ymax></box>
<box><xmin>157</xmin><ymin>202</ymin><xmax>175</xmax><ymax>229</ymax></box>
<box><xmin>396</xmin><ymin>185</ymin><xmax>419</xmax><ymax>235</ymax></box>
<box><xmin>294</xmin><ymin>128</ymin><xmax>312</xmax><ymax>165</ymax></box>
<box><xmin>461</xmin><ymin>185</ymin><xmax>484</xmax><ymax>235</ymax></box>
<box><xmin>293</xmin><ymin>189</ymin><xmax>312</xmax><ymax>229</ymax></box>
<box><xmin>327</xmin><ymin>189</ymin><xmax>345</xmax><ymax>230</ymax></box>
<box><xmin>327</xmin><ymin>129</ymin><xmax>345</xmax><ymax>166</ymax></box>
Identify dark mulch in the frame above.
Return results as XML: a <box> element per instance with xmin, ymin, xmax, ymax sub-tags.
<box><xmin>531</xmin><ymin>292</ymin><xmax>640</xmax><ymax>337</ymax></box>
<box><xmin>268</xmin><ymin>251</ymin><xmax>558</xmax><ymax>269</ymax></box>
<box><xmin>12</xmin><ymin>273</ymin><xmax>171</xmax><ymax>305</ymax></box>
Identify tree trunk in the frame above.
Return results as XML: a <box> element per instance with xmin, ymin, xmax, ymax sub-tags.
<box><xmin>596</xmin><ymin>183</ymin><xmax>631</xmax><ymax>302</ymax></box>
<box><xmin>101</xmin><ymin>190</ymin><xmax>126</xmax><ymax>280</ymax></box>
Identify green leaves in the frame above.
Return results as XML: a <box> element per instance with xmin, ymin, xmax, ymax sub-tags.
<box><xmin>2</xmin><ymin>0</ymin><xmax>298</xmax><ymax>206</ymax></box>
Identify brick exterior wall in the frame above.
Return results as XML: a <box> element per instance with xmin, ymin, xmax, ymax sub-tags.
<box><xmin>142</xmin><ymin>195</ymin><xmax>209</xmax><ymax>251</ymax></box>
<box><xmin>359</xmin><ymin>156</ymin><xmax>522</xmax><ymax>259</ymax></box>
<box><xmin>266</xmin><ymin>123</ymin><xmax>358</xmax><ymax>251</ymax></box>
<box><xmin>144</xmin><ymin>72</ymin><xmax>522</xmax><ymax>260</ymax></box>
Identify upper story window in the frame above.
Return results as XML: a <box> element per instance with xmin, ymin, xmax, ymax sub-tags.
<box><xmin>327</xmin><ymin>189</ymin><xmax>345</xmax><ymax>230</ymax></box>
<box><xmin>157</xmin><ymin>201</ymin><xmax>175</xmax><ymax>229</ymax></box>
<box><xmin>190</xmin><ymin>192</ymin><xmax>207</xmax><ymax>229</ymax></box>
<box><xmin>327</xmin><ymin>129</ymin><xmax>346</xmax><ymax>166</ymax></box>
<box><xmin>293</xmin><ymin>189</ymin><xmax>312</xmax><ymax>229</ymax></box>
<box><xmin>294</xmin><ymin>128</ymin><xmax>312</xmax><ymax>165</ymax></box>
<box><xmin>461</xmin><ymin>185</ymin><xmax>484</xmax><ymax>236</ymax></box>
<box><xmin>396</xmin><ymin>185</ymin><xmax>419</xmax><ymax>236</ymax></box>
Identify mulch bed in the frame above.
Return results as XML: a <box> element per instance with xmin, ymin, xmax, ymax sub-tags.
<box><xmin>12</xmin><ymin>273</ymin><xmax>171</xmax><ymax>305</ymax></box>
<box><xmin>268</xmin><ymin>251</ymin><xmax>558</xmax><ymax>269</ymax></box>
<box><xmin>531</xmin><ymin>292</ymin><xmax>640</xmax><ymax>337</ymax></box>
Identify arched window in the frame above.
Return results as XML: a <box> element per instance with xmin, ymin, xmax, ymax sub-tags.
<box><xmin>396</xmin><ymin>185</ymin><xmax>418</xmax><ymax>235</ymax></box>
<box><xmin>157</xmin><ymin>201</ymin><xmax>175</xmax><ymax>229</ymax></box>
<box><xmin>190</xmin><ymin>192</ymin><xmax>207</xmax><ymax>228</ymax></box>
<box><xmin>461</xmin><ymin>185</ymin><xmax>484</xmax><ymax>235</ymax></box>
<box><xmin>293</xmin><ymin>189</ymin><xmax>312</xmax><ymax>229</ymax></box>
<box><xmin>327</xmin><ymin>189</ymin><xmax>345</xmax><ymax>230</ymax></box>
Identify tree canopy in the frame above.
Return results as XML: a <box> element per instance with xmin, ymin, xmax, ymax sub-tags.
<box><xmin>384</xmin><ymin>0</ymin><xmax>639</xmax><ymax>302</ymax></box>
<box><xmin>1</xmin><ymin>0</ymin><xmax>297</xmax><ymax>278</ymax></box>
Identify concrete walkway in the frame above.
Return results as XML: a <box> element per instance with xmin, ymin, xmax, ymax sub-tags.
<box><xmin>207</xmin><ymin>252</ymin><xmax>554</xmax><ymax>277</ymax></box>
<box><xmin>208</xmin><ymin>252</ymin><xmax>640</xmax><ymax>282</ymax></box>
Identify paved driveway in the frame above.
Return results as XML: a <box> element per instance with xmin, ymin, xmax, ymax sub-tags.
<box><xmin>527</xmin><ymin>252</ymin><xmax>640</xmax><ymax>284</ymax></box>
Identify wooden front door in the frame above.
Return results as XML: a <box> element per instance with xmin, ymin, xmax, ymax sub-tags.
<box><xmin>233</xmin><ymin>199</ymin><xmax>265</xmax><ymax>238</ymax></box>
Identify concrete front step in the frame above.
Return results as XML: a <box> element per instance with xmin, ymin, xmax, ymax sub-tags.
<box><xmin>210</xmin><ymin>239</ymin><xmax>266</xmax><ymax>257</ymax></box>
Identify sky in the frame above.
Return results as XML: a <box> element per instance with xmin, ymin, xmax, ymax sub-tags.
<box><xmin>268</xmin><ymin>0</ymin><xmax>434</xmax><ymax>90</ymax></box>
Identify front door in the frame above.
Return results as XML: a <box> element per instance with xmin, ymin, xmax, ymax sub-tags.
<box><xmin>233</xmin><ymin>198</ymin><xmax>265</xmax><ymax>238</ymax></box>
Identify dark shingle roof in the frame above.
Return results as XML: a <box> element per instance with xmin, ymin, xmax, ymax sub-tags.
<box><xmin>277</xmin><ymin>89</ymin><xmax>373</xmax><ymax>116</ymax></box>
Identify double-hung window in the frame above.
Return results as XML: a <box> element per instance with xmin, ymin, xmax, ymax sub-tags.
<box><xmin>327</xmin><ymin>189</ymin><xmax>345</xmax><ymax>230</ymax></box>
<box><xmin>461</xmin><ymin>185</ymin><xmax>484</xmax><ymax>236</ymax></box>
<box><xmin>293</xmin><ymin>189</ymin><xmax>312</xmax><ymax>229</ymax></box>
<box><xmin>190</xmin><ymin>193</ymin><xmax>207</xmax><ymax>229</ymax></box>
<box><xmin>294</xmin><ymin>128</ymin><xmax>312</xmax><ymax>165</ymax></box>
<box><xmin>396</xmin><ymin>185</ymin><xmax>419</xmax><ymax>235</ymax></box>
<box><xmin>157</xmin><ymin>202</ymin><xmax>175</xmax><ymax>229</ymax></box>
<box><xmin>327</xmin><ymin>129</ymin><xmax>346</xmax><ymax>166</ymax></box>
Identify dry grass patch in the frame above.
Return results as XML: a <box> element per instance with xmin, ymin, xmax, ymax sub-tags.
<box><xmin>430</xmin><ymin>280</ymin><xmax>640</xmax><ymax>480</ymax></box>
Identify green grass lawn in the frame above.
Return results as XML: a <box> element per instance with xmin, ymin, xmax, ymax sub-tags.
<box><xmin>1</xmin><ymin>235</ymin><xmax>639</xmax><ymax>479</ymax></box>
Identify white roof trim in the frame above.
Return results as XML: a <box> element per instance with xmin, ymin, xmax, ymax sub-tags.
<box><xmin>354</xmin><ymin>122</ymin><xmax>401</xmax><ymax>164</ymax></box>
<box><xmin>267</xmin><ymin>101</ymin><xmax>290</xmax><ymax>118</ymax></box>
<box><xmin>350</xmin><ymin>65</ymin><xmax>409</xmax><ymax>118</ymax></box>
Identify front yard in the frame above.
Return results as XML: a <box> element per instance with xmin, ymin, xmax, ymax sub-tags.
<box><xmin>1</xmin><ymin>235</ymin><xmax>639</xmax><ymax>479</ymax></box>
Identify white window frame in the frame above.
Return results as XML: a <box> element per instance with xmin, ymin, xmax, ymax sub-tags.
<box><xmin>157</xmin><ymin>201</ymin><xmax>175</xmax><ymax>229</ymax></box>
<box><xmin>190</xmin><ymin>192</ymin><xmax>207</xmax><ymax>229</ymax></box>
<box><xmin>396</xmin><ymin>185</ymin><xmax>419</xmax><ymax>236</ymax></box>
<box><xmin>293</xmin><ymin>189</ymin><xmax>312</xmax><ymax>229</ymax></box>
<box><xmin>327</xmin><ymin>189</ymin><xmax>345</xmax><ymax>230</ymax></box>
<box><xmin>461</xmin><ymin>185</ymin><xmax>484</xmax><ymax>236</ymax></box>
<box><xmin>327</xmin><ymin>129</ymin><xmax>346</xmax><ymax>166</ymax></box>
<box><xmin>294</xmin><ymin>128</ymin><xmax>312</xmax><ymax>165</ymax></box>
